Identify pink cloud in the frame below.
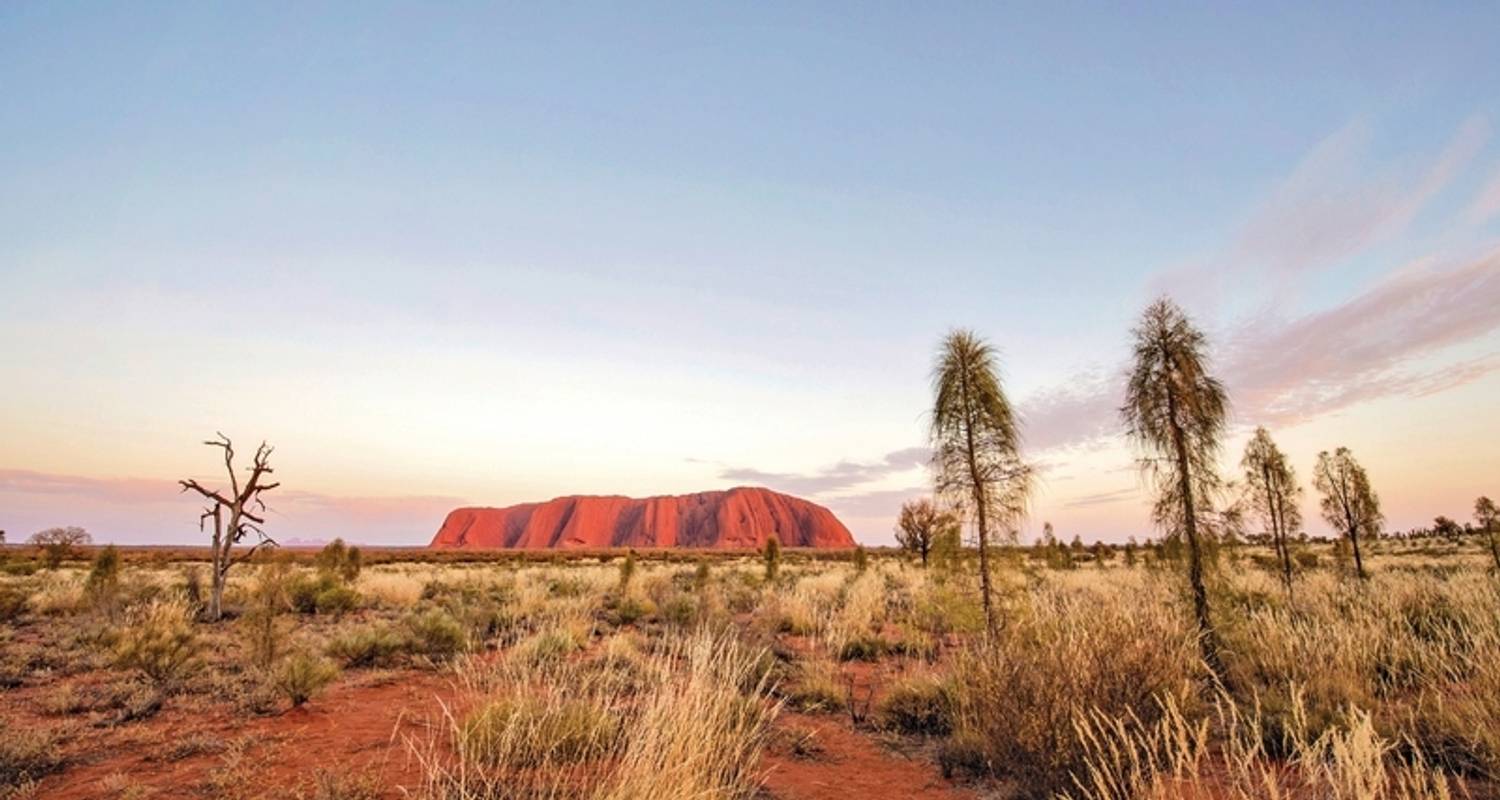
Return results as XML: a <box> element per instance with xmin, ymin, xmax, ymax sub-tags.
<box><xmin>0</xmin><ymin>468</ymin><xmax>465</xmax><ymax>545</ymax></box>
<box><xmin>1224</xmin><ymin>250</ymin><xmax>1500</xmax><ymax>425</ymax></box>
<box><xmin>1467</xmin><ymin>164</ymin><xmax>1500</xmax><ymax>227</ymax></box>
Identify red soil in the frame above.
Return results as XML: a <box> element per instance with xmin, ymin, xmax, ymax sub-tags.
<box><xmin>430</xmin><ymin>486</ymin><xmax>856</xmax><ymax>549</ymax></box>
<box><xmin>25</xmin><ymin>666</ymin><xmax>970</xmax><ymax>800</ymax></box>
<box><xmin>763</xmin><ymin>711</ymin><xmax>976</xmax><ymax>800</ymax></box>
<box><xmin>32</xmin><ymin>671</ymin><xmax>452</xmax><ymax>799</ymax></box>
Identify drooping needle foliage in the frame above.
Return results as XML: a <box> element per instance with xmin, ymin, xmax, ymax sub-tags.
<box><xmin>931</xmin><ymin>329</ymin><xmax>1032</xmax><ymax>635</ymax></box>
<box><xmin>1120</xmin><ymin>298</ymin><xmax>1230</xmax><ymax>683</ymax></box>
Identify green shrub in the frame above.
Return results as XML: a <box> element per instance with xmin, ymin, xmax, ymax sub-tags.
<box><xmin>239</xmin><ymin>608</ymin><xmax>284</xmax><ymax>669</ymax></box>
<box><xmin>314</xmin><ymin>583</ymin><xmax>360</xmax><ymax>616</ymax></box>
<box><xmin>763</xmin><ymin>536</ymin><xmax>781</xmax><ymax>582</ymax></box>
<box><xmin>661</xmin><ymin>594</ymin><xmax>698</xmax><ymax>628</ymax></box>
<box><xmin>611</xmin><ymin>595</ymin><xmax>654</xmax><ymax>626</ymax></box>
<box><xmin>274</xmin><ymin>651</ymin><xmax>339</xmax><ymax>707</ymax></box>
<box><xmin>342</xmin><ymin>546</ymin><xmax>363</xmax><ymax>582</ymax></box>
<box><xmin>0</xmin><ymin>561</ymin><xmax>37</xmax><ymax>577</ymax></box>
<box><xmin>513</xmin><ymin>626</ymin><xmax>582</xmax><ymax>667</ymax></box>
<box><xmin>315</xmin><ymin>538</ymin><xmax>363</xmax><ymax>583</ymax></box>
<box><xmin>876</xmin><ymin>675</ymin><xmax>953</xmax><ymax>735</ymax></box>
<box><xmin>618</xmin><ymin>549</ymin><xmax>637</xmax><ymax>591</ymax></box>
<box><xmin>84</xmin><ymin>544</ymin><xmax>121</xmax><ymax>615</ymax></box>
<box><xmin>326</xmin><ymin>625</ymin><xmax>405</xmax><ymax>668</ymax></box>
<box><xmin>114</xmin><ymin>601</ymin><xmax>201</xmax><ymax>685</ymax></box>
<box><xmin>403</xmin><ymin>608</ymin><xmax>467</xmax><ymax>660</ymax></box>
<box><xmin>289</xmin><ymin>573</ymin><xmax>360</xmax><ymax>615</ymax></box>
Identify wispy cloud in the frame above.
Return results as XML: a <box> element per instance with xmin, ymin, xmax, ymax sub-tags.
<box><xmin>1017</xmin><ymin>370</ymin><xmax>1123</xmax><ymax>452</ymax></box>
<box><xmin>1013</xmin><ymin>248</ymin><xmax>1500</xmax><ymax>452</ymax></box>
<box><xmin>1151</xmin><ymin>116</ymin><xmax>1490</xmax><ymax>305</ymax></box>
<box><xmin>1224</xmin><ymin>250</ymin><xmax>1500</xmax><ymax>425</ymax></box>
<box><xmin>718</xmin><ymin>446</ymin><xmax>928</xmax><ymax>495</ymax></box>
<box><xmin>1235</xmin><ymin>117</ymin><xmax>1488</xmax><ymax>276</ymax></box>
<box><xmin>1467</xmin><ymin>164</ymin><xmax>1500</xmax><ymax>227</ymax></box>
<box><xmin>1062</xmin><ymin>487</ymin><xmax>1138</xmax><ymax>509</ymax></box>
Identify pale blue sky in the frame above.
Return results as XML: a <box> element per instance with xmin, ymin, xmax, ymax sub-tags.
<box><xmin>3</xmin><ymin>3</ymin><xmax>1499</xmax><ymax>544</ymax></box>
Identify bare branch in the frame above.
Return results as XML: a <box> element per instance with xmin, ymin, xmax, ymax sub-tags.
<box><xmin>179</xmin><ymin>479</ymin><xmax>232</xmax><ymax>507</ymax></box>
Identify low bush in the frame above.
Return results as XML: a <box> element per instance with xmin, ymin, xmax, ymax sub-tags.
<box><xmin>403</xmin><ymin>608</ymin><xmax>467</xmax><ymax>660</ymax></box>
<box><xmin>239</xmin><ymin>608</ymin><xmax>285</xmax><ymax>669</ymax></box>
<box><xmin>114</xmin><ymin>600</ymin><xmax>201</xmax><ymax>686</ymax></box>
<box><xmin>660</xmin><ymin>594</ymin><xmax>698</xmax><ymax>628</ymax></box>
<box><xmin>0</xmin><ymin>585</ymin><xmax>26</xmax><ymax>622</ymax></box>
<box><xmin>275</xmin><ymin>651</ymin><xmax>339</xmax><ymax>707</ymax></box>
<box><xmin>876</xmin><ymin>674</ymin><xmax>953</xmax><ymax>735</ymax></box>
<box><xmin>83</xmin><ymin>544</ymin><xmax>121</xmax><ymax>616</ymax></box>
<box><xmin>609</xmin><ymin>594</ymin><xmax>654</xmax><ymax>626</ymax></box>
<box><xmin>512</xmin><ymin>625</ymin><xmax>584</xmax><ymax>667</ymax></box>
<box><xmin>326</xmin><ymin>624</ymin><xmax>405</xmax><ymax>668</ymax></box>
<box><xmin>781</xmin><ymin>658</ymin><xmax>844</xmax><ymax>713</ymax></box>
<box><xmin>289</xmin><ymin>574</ymin><xmax>361</xmax><ymax>616</ymax></box>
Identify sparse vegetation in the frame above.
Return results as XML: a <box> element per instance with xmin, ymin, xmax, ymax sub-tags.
<box><xmin>114</xmin><ymin>599</ymin><xmax>201</xmax><ymax>685</ymax></box>
<box><xmin>2</xmin><ymin>539</ymin><xmax>1495</xmax><ymax>798</ymax></box>
<box><xmin>274</xmin><ymin>651</ymin><xmax>339</xmax><ymax>707</ymax></box>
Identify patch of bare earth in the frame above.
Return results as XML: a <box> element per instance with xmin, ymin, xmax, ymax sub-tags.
<box><xmin>27</xmin><ymin>670</ymin><xmax>452</xmax><ymax>799</ymax></box>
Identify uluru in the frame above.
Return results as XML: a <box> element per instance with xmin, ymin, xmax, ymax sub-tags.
<box><xmin>429</xmin><ymin>486</ymin><xmax>856</xmax><ymax>549</ymax></box>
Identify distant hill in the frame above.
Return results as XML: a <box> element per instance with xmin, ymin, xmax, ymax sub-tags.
<box><xmin>429</xmin><ymin>487</ymin><xmax>855</xmax><ymax>549</ymax></box>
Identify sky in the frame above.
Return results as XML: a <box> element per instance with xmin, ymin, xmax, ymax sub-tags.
<box><xmin>2</xmin><ymin>3</ymin><xmax>1499</xmax><ymax>546</ymax></box>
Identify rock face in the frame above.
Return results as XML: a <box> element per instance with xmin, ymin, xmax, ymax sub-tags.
<box><xmin>429</xmin><ymin>487</ymin><xmax>855</xmax><ymax>550</ymax></box>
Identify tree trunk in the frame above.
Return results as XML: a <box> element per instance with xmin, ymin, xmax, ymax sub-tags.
<box><xmin>208</xmin><ymin>509</ymin><xmax>226</xmax><ymax>621</ymax></box>
<box><xmin>958</xmin><ymin>359</ymin><xmax>997</xmax><ymax>638</ymax></box>
<box><xmin>1488</xmin><ymin>525</ymin><xmax>1500</xmax><ymax>573</ymax></box>
<box><xmin>1349</xmin><ymin>524</ymin><xmax>1366</xmax><ymax>579</ymax></box>
<box><xmin>1333</xmin><ymin>472</ymin><xmax>1368</xmax><ymax>581</ymax></box>
<box><xmin>1166</xmin><ymin>390</ymin><xmax>1228</xmax><ymax>686</ymax></box>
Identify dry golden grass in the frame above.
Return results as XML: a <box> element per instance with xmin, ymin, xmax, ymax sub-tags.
<box><xmin>2</xmin><ymin>538</ymin><xmax>1495</xmax><ymax>799</ymax></box>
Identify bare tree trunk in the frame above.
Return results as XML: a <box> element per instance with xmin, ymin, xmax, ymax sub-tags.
<box><xmin>1488</xmin><ymin>524</ymin><xmax>1500</xmax><ymax>573</ymax></box>
<box><xmin>1166</xmin><ymin>391</ymin><xmax>1228</xmax><ymax>686</ymax></box>
<box><xmin>209</xmin><ymin>507</ymin><xmax>226</xmax><ymax>620</ymax></box>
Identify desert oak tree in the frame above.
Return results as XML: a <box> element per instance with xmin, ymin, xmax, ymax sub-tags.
<box><xmin>931</xmin><ymin>329</ymin><xmax>1032</xmax><ymax>636</ymax></box>
<box><xmin>1312</xmin><ymin>447</ymin><xmax>1382</xmax><ymax>581</ymax></box>
<box><xmin>895</xmin><ymin>497</ymin><xmax>959</xmax><ymax>568</ymax></box>
<box><xmin>1474</xmin><ymin>496</ymin><xmax>1499</xmax><ymax>572</ymax></box>
<box><xmin>1241</xmin><ymin>427</ymin><xmax>1302</xmax><ymax>596</ymax></box>
<box><xmin>1121</xmin><ymin>298</ymin><xmax>1231</xmax><ymax>684</ymax></box>
<box><xmin>179</xmin><ymin>434</ymin><xmax>281</xmax><ymax>621</ymax></box>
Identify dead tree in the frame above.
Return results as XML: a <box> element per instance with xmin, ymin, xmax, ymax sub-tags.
<box><xmin>179</xmin><ymin>434</ymin><xmax>280</xmax><ymax>621</ymax></box>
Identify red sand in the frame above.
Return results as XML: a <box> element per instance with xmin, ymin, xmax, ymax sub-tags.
<box><xmin>430</xmin><ymin>486</ymin><xmax>856</xmax><ymax>549</ymax></box>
